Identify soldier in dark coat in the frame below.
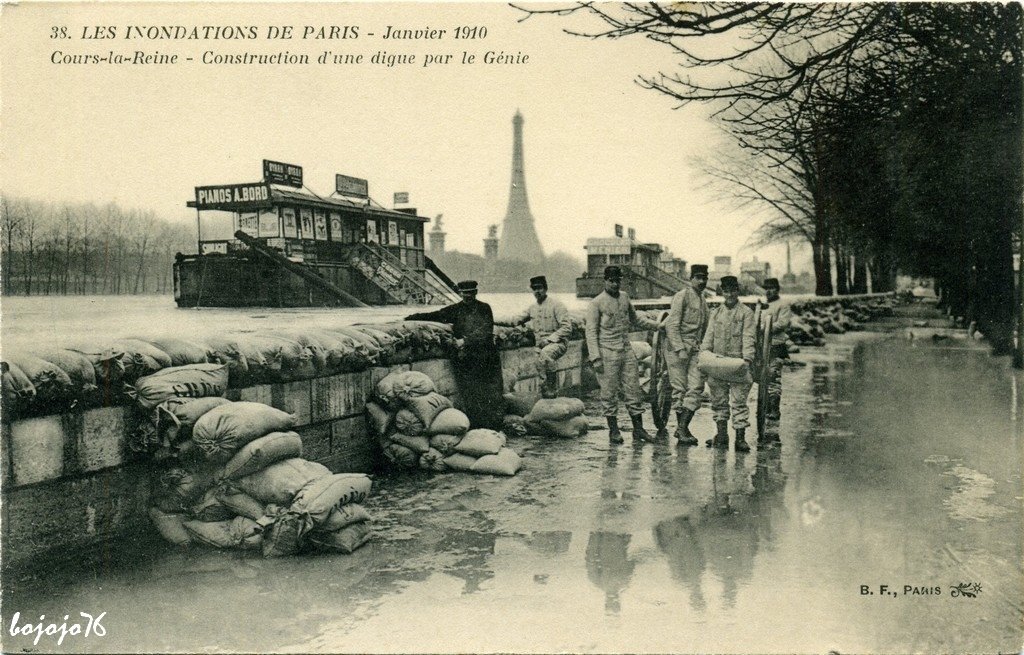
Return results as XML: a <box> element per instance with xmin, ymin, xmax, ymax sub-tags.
<box><xmin>406</xmin><ymin>280</ymin><xmax>505</xmax><ymax>429</ymax></box>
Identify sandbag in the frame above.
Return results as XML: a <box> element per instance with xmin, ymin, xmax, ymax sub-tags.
<box><xmin>429</xmin><ymin>433</ymin><xmax>463</xmax><ymax>456</ymax></box>
<box><xmin>419</xmin><ymin>448</ymin><xmax>448</xmax><ymax>472</ymax></box>
<box><xmin>307</xmin><ymin>520</ymin><xmax>372</xmax><ymax>554</ymax></box>
<box><xmin>471</xmin><ymin>447</ymin><xmax>522</xmax><ymax>476</ymax></box>
<box><xmin>365</xmin><ymin>401</ymin><xmax>393</xmax><ymax>437</ymax></box>
<box><xmin>631</xmin><ymin>341</ymin><xmax>653</xmax><ymax>361</ymax></box>
<box><xmin>443</xmin><ymin>453</ymin><xmax>478</xmax><ymax>473</ymax></box>
<box><xmin>216</xmin><ymin>488</ymin><xmax>267</xmax><ymax>521</ymax></box>
<box><xmin>311</xmin><ymin>330</ymin><xmax>375</xmax><ymax>373</ymax></box>
<box><xmin>389</xmin><ymin>433</ymin><xmax>431</xmax><ymax>454</ymax></box>
<box><xmin>230</xmin><ymin>335</ymin><xmax>283</xmax><ymax>383</ymax></box>
<box><xmin>232</xmin><ymin>457</ymin><xmax>331</xmax><ymax>506</ymax></box>
<box><xmin>503</xmin><ymin>391</ymin><xmax>540</xmax><ymax>417</ymax></box>
<box><xmin>327</xmin><ymin>327</ymin><xmax>382</xmax><ymax>364</ymax></box>
<box><xmin>376</xmin><ymin>370</ymin><xmax>434</xmax><ymax>407</ymax></box>
<box><xmin>395</xmin><ymin>408</ymin><xmax>426</xmax><ymax>436</ymax></box>
<box><xmin>382</xmin><ymin>443</ymin><xmax>418</xmax><ymax>468</ymax></box>
<box><xmin>317</xmin><ymin>503</ymin><xmax>372</xmax><ymax>532</ymax></box>
<box><xmin>128</xmin><ymin>363</ymin><xmax>229</xmax><ymax>411</ymax></box>
<box><xmin>184</xmin><ymin>516</ymin><xmax>262</xmax><ymax>550</ymax></box>
<box><xmin>502</xmin><ymin>415</ymin><xmax>528</xmax><ymax>438</ymax></box>
<box><xmin>428</xmin><ymin>407</ymin><xmax>470</xmax><ymax>436</ymax></box>
<box><xmin>455</xmin><ymin>429</ymin><xmax>506</xmax><ymax>457</ymax></box>
<box><xmin>262</xmin><ymin>511</ymin><xmax>312</xmax><ymax>558</ymax></box>
<box><xmin>696</xmin><ymin>350</ymin><xmax>751</xmax><ymax>384</ymax></box>
<box><xmin>67</xmin><ymin>347</ymin><xmax>126</xmax><ymax>395</ymax></box>
<box><xmin>291</xmin><ymin>473</ymin><xmax>373</xmax><ymax>523</ymax></box>
<box><xmin>222</xmin><ymin>431</ymin><xmax>303</xmax><ymax>480</ymax></box>
<box><xmin>191</xmin><ymin>487</ymin><xmax>235</xmax><ymax>522</ymax></box>
<box><xmin>3</xmin><ymin>352</ymin><xmax>76</xmax><ymax>414</ymax></box>
<box><xmin>246</xmin><ymin>334</ymin><xmax>316</xmax><ymax>382</ymax></box>
<box><xmin>148</xmin><ymin>338</ymin><xmax>211</xmax><ymax>367</ymax></box>
<box><xmin>536</xmin><ymin>416</ymin><xmax>589</xmax><ymax>439</ymax></box>
<box><xmin>155</xmin><ymin>396</ymin><xmax>233</xmax><ymax>444</ymax></box>
<box><xmin>203</xmin><ymin>337</ymin><xmax>250</xmax><ymax>387</ymax></box>
<box><xmin>151</xmin><ymin>463</ymin><xmax>221</xmax><ymax>513</ymax></box>
<box><xmin>275</xmin><ymin>331</ymin><xmax>329</xmax><ymax>372</ymax></box>
<box><xmin>36</xmin><ymin>349</ymin><xmax>99</xmax><ymax>396</ymax></box>
<box><xmin>149</xmin><ymin>507</ymin><xmax>191</xmax><ymax>546</ymax></box>
<box><xmin>2</xmin><ymin>361</ymin><xmax>36</xmax><ymax>417</ymax></box>
<box><xmin>526</xmin><ymin>397</ymin><xmax>585</xmax><ymax>423</ymax></box>
<box><xmin>192</xmin><ymin>402</ymin><xmax>297</xmax><ymax>461</ymax></box>
<box><xmin>404</xmin><ymin>392</ymin><xmax>453</xmax><ymax>429</ymax></box>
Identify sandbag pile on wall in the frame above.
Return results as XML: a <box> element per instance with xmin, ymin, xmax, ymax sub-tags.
<box><xmin>368</xmin><ymin>370</ymin><xmax>522</xmax><ymax>476</ymax></box>
<box><xmin>130</xmin><ymin>387</ymin><xmax>373</xmax><ymax>556</ymax></box>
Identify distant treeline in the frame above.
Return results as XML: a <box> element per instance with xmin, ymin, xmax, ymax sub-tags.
<box><xmin>1</xmin><ymin>195</ymin><xmax>194</xmax><ymax>296</ymax></box>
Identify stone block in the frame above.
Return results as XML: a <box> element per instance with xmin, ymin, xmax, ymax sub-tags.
<box><xmin>311</xmin><ymin>371</ymin><xmax>372</xmax><ymax>423</ymax></box>
<box><xmin>324</xmin><ymin>416</ymin><xmax>375</xmax><ymax>473</ymax></box>
<box><xmin>78</xmin><ymin>406</ymin><xmax>131</xmax><ymax>473</ymax></box>
<box><xmin>296</xmin><ymin>423</ymin><xmax>332</xmax><ymax>463</ymax></box>
<box><xmin>236</xmin><ymin>384</ymin><xmax>273</xmax><ymax>405</ymax></box>
<box><xmin>272</xmin><ymin>381</ymin><xmax>312</xmax><ymax>425</ymax></box>
<box><xmin>10</xmin><ymin>416</ymin><xmax>65</xmax><ymax>486</ymax></box>
<box><xmin>512</xmin><ymin>376</ymin><xmax>539</xmax><ymax>393</ymax></box>
<box><xmin>410</xmin><ymin>359</ymin><xmax>457</xmax><ymax>396</ymax></box>
<box><xmin>2</xmin><ymin>465</ymin><xmax>150</xmax><ymax>570</ymax></box>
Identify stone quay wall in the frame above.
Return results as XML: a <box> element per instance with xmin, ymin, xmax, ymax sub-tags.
<box><xmin>1</xmin><ymin>341</ymin><xmax>584</xmax><ymax>571</ymax></box>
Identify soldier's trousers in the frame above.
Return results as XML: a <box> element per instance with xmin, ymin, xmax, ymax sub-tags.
<box><xmin>538</xmin><ymin>341</ymin><xmax>568</xmax><ymax>375</ymax></box>
<box><xmin>766</xmin><ymin>344</ymin><xmax>788</xmax><ymax>428</ymax></box>
<box><xmin>665</xmin><ymin>348</ymin><xmax>705</xmax><ymax>413</ymax></box>
<box><xmin>598</xmin><ymin>347</ymin><xmax>644</xmax><ymax>417</ymax></box>
<box><xmin>707</xmin><ymin>375</ymin><xmax>753</xmax><ymax>430</ymax></box>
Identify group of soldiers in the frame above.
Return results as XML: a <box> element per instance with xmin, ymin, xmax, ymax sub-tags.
<box><xmin>407</xmin><ymin>265</ymin><xmax>791</xmax><ymax>451</ymax></box>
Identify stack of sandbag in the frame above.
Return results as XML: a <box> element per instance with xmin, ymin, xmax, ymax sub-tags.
<box><xmin>123</xmin><ymin>363</ymin><xmax>230</xmax><ymax>454</ymax></box>
<box><xmin>523</xmin><ymin>397</ymin><xmax>589</xmax><ymax>438</ymax></box>
<box><xmin>367</xmin><ymin>370</ymin><xmax>521</xmax><ymax>476</ymax></box>
<box><xmin>147</xmin><ymin>398</ymin><xmax>374</xmax><ymax>556</ymax></box>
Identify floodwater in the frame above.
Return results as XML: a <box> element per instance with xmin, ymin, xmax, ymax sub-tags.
<box><xmin>0</xmin><ymin>293</ymin><xmax>583</xmax><ymax>351</ymax></box>
<box><xmin>2</xmin><ymin>310</ymin><xmax>1023</xmax><ymax>653</ymax></box>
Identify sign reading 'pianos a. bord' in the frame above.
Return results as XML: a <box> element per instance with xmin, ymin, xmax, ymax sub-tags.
<box><xmin>194</xmin><ymin>183</ymin><xmax>273</xmax><ymax>210</ymax></box>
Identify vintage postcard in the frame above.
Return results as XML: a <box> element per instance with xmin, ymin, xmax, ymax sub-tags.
<box><xmin>1</xmin><ymin>2</ymin><xmax>1021</xmax><ymax>654</ymax></box>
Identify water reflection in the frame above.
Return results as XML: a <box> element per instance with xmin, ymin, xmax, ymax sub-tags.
<box><xmin>585</xmin><ymin>531</ymin><xmax>635</xmax><ymax>614</ymax></box>
<box><xmin>654</xmin><ymin>450</ymin><xmax>788</xmax><ymax>610</ymax></box>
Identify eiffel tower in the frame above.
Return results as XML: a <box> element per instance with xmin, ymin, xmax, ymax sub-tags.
<box><xmin>497</xmin><ymin>111</ymin><xmax>545</xmax><ymax>262</ymax></box>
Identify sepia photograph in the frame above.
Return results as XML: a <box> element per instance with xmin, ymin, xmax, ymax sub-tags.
<box><xmin>0</xmin><ymin>2</ymin><xmax>1021</xmax><ymax>653</ymax></box>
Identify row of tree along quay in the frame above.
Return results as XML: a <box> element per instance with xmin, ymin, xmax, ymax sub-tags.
<box><xmin>1</xmin><ymin>195</ymin><xmax>193</xmax><ymax>296</ymax></box>
<box><xmin>517</xmin><ymin>2</ymin><xmax>1023</xmax><ymax>365</ymax></box>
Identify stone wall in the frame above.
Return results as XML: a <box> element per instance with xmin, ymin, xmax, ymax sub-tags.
<box><xmin>1</xmin><ymin>341</ymin><xmax>583</xmax><ymax>571</ymax></box>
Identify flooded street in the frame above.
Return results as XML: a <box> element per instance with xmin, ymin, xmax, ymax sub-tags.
<box><xmin>3</xmin><ymin>318</ymin><xmax>1022</xmax><ymax>653</ymax></box>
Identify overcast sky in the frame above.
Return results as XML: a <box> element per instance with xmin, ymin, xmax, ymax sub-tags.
<box><xmin>0</xmin><ymin>2</ymin><xmax>805</xmax><ymax>275</ymax></box>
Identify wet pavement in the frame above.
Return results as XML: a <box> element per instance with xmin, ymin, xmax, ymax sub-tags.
<box><xmin>3</xmin><ymin>317</ymin><xmax>1022</xmax><ymax>653</ymax></box>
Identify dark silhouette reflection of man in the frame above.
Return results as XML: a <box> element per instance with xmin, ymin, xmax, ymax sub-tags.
<box><xmin>585</xmin><ymin>447</ymin><xmax>641</xmax><ymax>614</ymax></box>
<box><xmin>654</xmin><ymin>449</ymin><xmax>788</xmax><ymax>610</ymax></box>
<box><xmin>585</xmin><ymin>531</ymin><xmax>635</xmax><ymax>614</ymax></box>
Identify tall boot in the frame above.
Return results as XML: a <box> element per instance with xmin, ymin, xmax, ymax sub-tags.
<box><xmin>607</xmin><ymin>416</ymin><xmax>624</xmax><ymax>444</ymax></box>
<box><xmin>705</xmin><ymin>421</ymin><xmax>729</xmax><ymax>449</ymax></box>
<box><xmin>631</xmin><ymin>413</ymin><xmax>655</xmax><ymax>443</ymax></box>
<box><xmin>674</xmin><ymin>408</ymin><xmax>698</xmax><ymax>446</ymax></box>
<box><xmin>766</xmin><ymin>395</ymin><xmax>781</xmax><ymax>421</ymax></box>
<box><xmin>542</xmin><ymin>371</ymin><xmax>559</xmax><ymax>399</ymax></box>
<box><xmin>734</xmin><ymin>428</ymin><xmax>750</xmax><ymax>452</ymax></box>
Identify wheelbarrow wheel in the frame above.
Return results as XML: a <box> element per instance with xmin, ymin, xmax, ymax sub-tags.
<box><xmin>649</xmin><ymin>312</ymin><xmax>672</xmax><ymax>436</ymax></box>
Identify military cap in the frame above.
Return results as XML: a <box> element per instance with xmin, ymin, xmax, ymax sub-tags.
<box><xmin>604</xmin><ymin>266</ymin><xmax>623</xmax><ymax>280</ymax></box>
<box><xmin>720</xmin><ymin>275</ymin><xmax>740</xmax><ymax>291</ymax></box>
<box><xmin>762</xmin><ymin>277</ymin><xmax>780</xmax><ymax>289</ymax></box>
<box><xmin>457</xmin><ymin>280</ymin><xmax>479</xmax><ymax>292</ymax></box>
<box><xmin>529</xmin><ymin>275</ymin><xmax>548</xmax><ymax>289</ymax></box>
<box><xmin>690</xmin><ymin>264</ymin><xmax>709</xmax><ymax>278</ymax></box>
